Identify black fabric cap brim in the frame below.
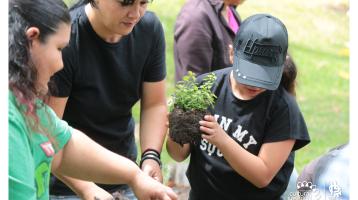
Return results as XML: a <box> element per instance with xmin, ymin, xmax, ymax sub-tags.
<box><xmin>233</xmin><ymin>55</ymin><xmax>284</xmax><ymax>90</ymax></box>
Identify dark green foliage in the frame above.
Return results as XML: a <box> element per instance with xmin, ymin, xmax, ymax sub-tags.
<box><xmin>170</xmin><ymin>71</ymin><xmax>217</xmax><ymax>111</ymax></box>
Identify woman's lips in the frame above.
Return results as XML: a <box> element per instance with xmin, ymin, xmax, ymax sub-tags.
<box><xmin>122</xmin><ymin>21</ymin><xmax>135</xmax><ymax>27</ymax></box>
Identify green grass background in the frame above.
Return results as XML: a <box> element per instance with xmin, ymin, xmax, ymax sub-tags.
<box><xmin>64</xmin><ymin>0</ymin><xmax>349</xmax><ymax>177</ymax></box>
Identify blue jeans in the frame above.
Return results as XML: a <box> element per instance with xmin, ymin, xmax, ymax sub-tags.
<box><xmin>50</xmin><ymin>187</ymin><xmax>137</xmax><ymax>200</ymax></box>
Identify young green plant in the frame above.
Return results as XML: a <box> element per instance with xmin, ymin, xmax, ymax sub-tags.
<box><xmin>168</xmin><ymin>71</ymin><xmax>217</xmax><ymax>145</ymax></box>
<box><xmin>170</xmin><ymin>71</ymin><xmax>217</xmax><ymax>111</ymax></box>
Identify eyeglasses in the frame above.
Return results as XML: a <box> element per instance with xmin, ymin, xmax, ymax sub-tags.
<box><xmin>116</xmin><ymin>0</ymin><xmax>153</xmax><ymax>6</ymax></box>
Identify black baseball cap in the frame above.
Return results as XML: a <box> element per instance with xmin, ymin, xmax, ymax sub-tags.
<box><xmin>233</xmin><ymin>14</ymin><xmax>288</xmax><ymax>90</ymax></box>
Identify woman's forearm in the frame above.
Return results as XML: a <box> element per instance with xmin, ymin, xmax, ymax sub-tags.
<box><xmin>54</xmin><ymin>129</ymin><xmax>141</xmax><ymax>186</ymax></box>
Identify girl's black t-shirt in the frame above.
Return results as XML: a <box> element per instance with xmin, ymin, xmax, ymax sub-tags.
<box><xmin>188</xmin><ymin>67</ymin><xmax>310</xmax><ymax>200</ymax></box>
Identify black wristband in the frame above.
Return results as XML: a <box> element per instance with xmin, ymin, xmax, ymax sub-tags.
<box><xmin>142</xmin><ymin>148</ymin><xmax>161</xmax><ymax>159</ymax></box>
<box><xmin>139</xmin><ymin>154</ymin><xmax>162</xmax><ymax>169</ymax></box>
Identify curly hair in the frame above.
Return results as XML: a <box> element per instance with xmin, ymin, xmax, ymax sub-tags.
<box><xmin>9</xmin><ymin>0</ymin><xmax>70</xmax><ymax>124</ymax></box>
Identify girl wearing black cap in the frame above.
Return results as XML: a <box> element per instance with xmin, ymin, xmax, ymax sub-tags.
<box><xmin>167</xmin><ymin>14</ymin><xmax>310</xmax><ymax>200</ymax></box>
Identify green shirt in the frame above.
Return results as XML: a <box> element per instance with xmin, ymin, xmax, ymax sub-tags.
<box><xmin>9</xmin><ymin>91</ymin><xmax>72</xmax><ymax>200</ymax></box>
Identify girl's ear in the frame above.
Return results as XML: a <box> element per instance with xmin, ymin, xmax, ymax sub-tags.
<box><xmin>25</xmin><ymin>27</ymin><xmax>40</xmax><ymax>41</ymax></box>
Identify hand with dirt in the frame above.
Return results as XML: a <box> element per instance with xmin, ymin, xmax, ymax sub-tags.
<box><xmin>199</xmin><ymin>115</ymin><xmax>231</xmax><ymax>147</ymax></box>
<box><xmin>93</xmin><ymin>196</ymin><xmax>114</xmax><ymax>200</ymax></box>
<box><xmin>141</xmin><ymin>159</ymin><xmax>163</xmax><ymax>183</ymax></box>
<box><xmin>130</xmin><ymin>171</ymin><xmax>178</xmax><ymax>200</ymax></box>
<box><xmin>77</xmin><ymin>182</ymin><xmax>114</xmax><ymax>200</ymax></box>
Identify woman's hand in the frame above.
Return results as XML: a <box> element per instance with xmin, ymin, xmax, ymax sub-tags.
<box><xmin>141</xmin><ymin>159</ymin><xmax>163</xmax><ymax>183</ymax></box>
<box><xmin>80</xmin><ymin>183</ymin><xmax>113</xmax><ymax>200</ymax></box>
<box><xmin>130</xmin><ymin>171</ymin><xmax>177</xmax><ymax>200</ymax></box>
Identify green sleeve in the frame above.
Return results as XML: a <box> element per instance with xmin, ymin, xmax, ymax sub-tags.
<box><xmin>39</xmin><ymin>105</ymin><xmax>73</xmax><ymax>152</ymax></box>
<box><xmin>8</xmin><ymin>106</ymin><xmax>37</xmax><ymax>200</ymax></box>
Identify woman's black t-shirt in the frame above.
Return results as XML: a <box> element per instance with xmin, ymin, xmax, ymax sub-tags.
<box><xmin>50</xmin><ymin>6</ymin><xmax>166</xmax><ymax>195</ymax></box>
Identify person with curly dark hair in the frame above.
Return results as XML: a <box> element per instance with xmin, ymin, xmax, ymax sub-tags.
<box><xmin>8</xmin><ymin>0</ymin><xmax>177</xmax><ymax>200</ymax></box>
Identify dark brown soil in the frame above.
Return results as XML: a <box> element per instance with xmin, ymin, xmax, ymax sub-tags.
<box><xmin>169</xmin><ymin>108</ymin><xmax>209</xmax><ymax>145</ymax></box>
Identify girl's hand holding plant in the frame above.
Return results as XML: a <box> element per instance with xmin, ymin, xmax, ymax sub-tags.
<box><xmin>199</xmin><ymin>115</ymin><xmax>230</xmax><ymax>147</ymax></box>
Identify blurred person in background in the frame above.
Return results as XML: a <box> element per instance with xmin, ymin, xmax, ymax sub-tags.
<box><xmin>296</xmin><ymin>143</ymin><xmax>349</xmax><ymax>200</ymax></box>
<box><xmin>174</xmin><ymin>0</ymin><xmax>245</xmax><ymax>82</ymax></box>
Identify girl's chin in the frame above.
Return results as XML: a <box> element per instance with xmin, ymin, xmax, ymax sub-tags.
<box><xmin>246</xmin><ymin>89</ymin><xmax>259</xmax><ymax>95</ymax></box>
<box><xmin>243</xmin><ymin>90</ymin><xmax>262</xmax><ymax>99</ymax></box>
